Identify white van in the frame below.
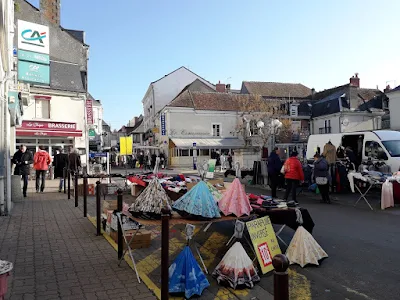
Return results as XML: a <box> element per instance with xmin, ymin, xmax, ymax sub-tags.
<box><xmin>306</xmin><ymin>130</ymin><xmax>400</xmax><ymax>172</ymax></box>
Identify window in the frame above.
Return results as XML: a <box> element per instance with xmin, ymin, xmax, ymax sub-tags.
<box><xmin>35</xmin><ymin>99</ymin><xmax>50</xmax><ymax>119</ymax></box>
<box><xmin>179</xmin><ymin>149</ymin><xmax>190</xmax><ymax>157</ymax></box>
<box><xmin>200</xmin><ymin>149</ymin><xmax>210</xmax><ymax>156</ymax></box>
<box><xmin>212</xmin><ymin>124</ymin><xmax>221</xmax><ymax>137</ymax></box>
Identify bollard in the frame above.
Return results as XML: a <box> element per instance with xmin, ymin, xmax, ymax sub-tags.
<box><xmin>272</xmin><ymin>254</ymin><xmax>290</xmax><ymax>300</ymax></box>
<box><xmin>74</xmin><ymin>172</ymin><xmax>79</xmax><ymax>207</ymax></box>
<box><xmin>67</xmin><ymin>169</ymin><xmax>71</xmax><ymax>199</ymax></box>
<box><xmin>161</xmin><ymin>207</ymin><xmax>170</xmax><ymax>300</ymax></box>
<box><xmin>83</xmin><ymin>175</ymin><xmax>88</xmax><ymax>217</ymax></box>
<box><xmin>117</xmin><ymin>189</ymin><xmax>123</xmax><ymax>260</ymax></box>
<box><xmin>63</xmin><ymin>167</ymin><xmax>67</xmax><ymax>194</ymax></box>
<box><xmin>96</xmin><ymin>181</ymin><xmax>101</xmax><ymax>236</ymax></box>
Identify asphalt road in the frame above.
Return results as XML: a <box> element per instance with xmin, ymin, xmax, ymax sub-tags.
<box><xmin>110</xmin><ymin>168</ymin><xmax>400</xmax><ymax>299</ymax></box>
<box><xmin>245</xmin><ymin>184</ymin><xmax>400</xmax><ymax>300</ymax></box>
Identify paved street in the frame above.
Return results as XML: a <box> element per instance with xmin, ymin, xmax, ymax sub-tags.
<box><xmin>0</xmin><ymin>182</ymin><xmax>156</xmax><ymax>300</ymax></box>
<box><xmin>1</xmin><ymin>174</ymin><xmax>399</xmax><ymax>300</ymax></box>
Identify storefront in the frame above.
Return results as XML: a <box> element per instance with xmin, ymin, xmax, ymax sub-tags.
<box><xmin>169</xmin><ymin>138</ymin><xmax>244</xmax><ymax>167</ymax></box>
<box><xmin>16</xmin><ymin>120</ymin><xmax>84</xmax><ymax>159</ymax></box>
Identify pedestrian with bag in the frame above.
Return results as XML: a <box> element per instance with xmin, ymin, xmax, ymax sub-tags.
<box><xmin>53</xmin><ymin>148</ymin><xmax>68</xmax><ymax>192</ymax></box>
<box><xmin>313</xmin><ymin>153</ymin><xmax>331</xmax><ymax>204</ymax></box>
<box><xmin>282</xmin><ymin>151</ymin><xmax>304</xmax><ymax>204</ymax></box>
<box><xmin>34</xmin><ymin>146</ymin><xmax>52</xmax><ymax>193</ymax></box>
<box><xmin>12</xmin><ymin>145</ymin><xmax>34</xmax><ymax>197</ymax></box>
<box><xmin>267</xmin><ymin>147</ymin><xmax>282</xmax><ymax>199</ymax></box>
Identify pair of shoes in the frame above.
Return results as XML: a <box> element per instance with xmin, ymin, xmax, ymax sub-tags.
<box><xmin>58</xmin><ymin>190</ymin><xmax>62</xmax><ymax>193</ymax></box>
<box><xmin>23</xmin><ymin>194</ymin><xmax>27</xmax><ymax>198</ymax></box>
<box><xmin>36</xmin><ymin>190</ymin><xmax>39</xmax><ymax>193</ymax></box>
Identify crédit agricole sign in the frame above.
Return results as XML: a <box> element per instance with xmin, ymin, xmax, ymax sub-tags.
<box><xmin>17</xmin><ymin>20</ymin><xmax>49</xmax><ymax>55</ymax></box>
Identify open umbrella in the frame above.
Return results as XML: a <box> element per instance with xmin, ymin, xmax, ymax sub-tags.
<box><xmin>129</xmin><ymin>178</ymin><xmax>172</xmax><ymax>219</ymax></box>
<box><xmin>205</xmin><ymin>181</ymin><xmax>223</xmax><ymax>202</ymax></box>
<box><xmin>213</xmin><ymin>241</ymin><xmax>260</xmax><ymax>289</ymax></box>
<box><xmin>169</xmin><ymin>246</ymin><xmax>210</xmax><ymax>298</ymax></box>
<box><xmin>172</xmin><ymin>181</ymin><xmax>221</xmax><ymax>219</ymax></box>
<box><xmin>218</xmin><ymin>178</ymin><xmax>252</xmax><ymax>217</ymax></box>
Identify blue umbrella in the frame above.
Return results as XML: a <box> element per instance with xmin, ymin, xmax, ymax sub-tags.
<box><xmin>172</xmin><ymin>181</ymin><xmax>221</xmax><ymax>219</ymax></box>
<box><xmin>169</xmin><ymin>246</ymin><xmax>210</xmax><ymax>298</ymax></box>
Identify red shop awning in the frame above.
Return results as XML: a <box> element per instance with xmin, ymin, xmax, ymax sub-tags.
<box><xmin>16</xmin><ymin>129</ymin><xmax>83</xmax><ymax>137</ymax></box>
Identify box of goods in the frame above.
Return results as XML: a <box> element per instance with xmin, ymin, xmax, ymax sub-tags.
<box><xmin>110</xmin><ymin>229</ymin><xmax>151</xmax><ymax>250</ymax></box>
<box><xmin>186</xmin><ymin>182</ymin><xmax>196</xmax><ymax>191</ymax></box>
<box><xmin>76</xmin><ymin>183</ymin><xmax>95</xmax><ymax>196</ymax></box>
<box><xmin>131</xmin><ymin>184</ymin><xmax>145</xmax><ymax>197</ymax></box>
<box><xmin>103</xmin><ymin>200</ymin><xmax>117</xmax><ymax>211</ymax></box>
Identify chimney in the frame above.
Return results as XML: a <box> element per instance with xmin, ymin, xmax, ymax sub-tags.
<box><xmin>349</xmin><ymin>73</ymin><xmax>360</xmax><ymax>88</ymax></box>
<box><xmin>311</xmin><ymin>88</ymin><xmax>315</xmax><ymax>100</ymax></box>
<box><xmin>384</xmin><ymin>85</ymin><xmax>391</xmax><ymax>93</ymax></box>
<box><xmin>216</xmin><ymin>81</ymin><xmax>226</xmax><ymax>93</ymax></box>
<box><xmin>40</xmin><ymin>0</ymin><xmax>61</xmax><ymax>25</ymax></box>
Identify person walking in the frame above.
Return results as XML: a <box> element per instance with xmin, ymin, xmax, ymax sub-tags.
<box><xmin>68</xmin><ymin>148</ymin><xmax>82</xmax><ymax>175</ymax></box>
<box><xmin>53</xmin><ymin>148</ymin><xmax>68</xmax><ymax>192</ymax></box>
<box><xmin>283</xmin><ymin>151</ymin><xmax>304</xmax><ymax>204</ymax></box>
<box><xmin>267</xmin><ymin>147</ymin><xmax>282</xmax><ymax>199</ymax></box>
<box><xmin>12</xmin><ymin>145</ymin><xmax>34</xmax><ymax>197</ymax></box>
<box><xmin>33</xmin><ymin>146</ymin><xmax>52</xmax><ymax>193</ymax></box>
<box><xmin>313</xmin><ymin>153</ymin><xmax>331</xmax><ymax>204</ymax></box>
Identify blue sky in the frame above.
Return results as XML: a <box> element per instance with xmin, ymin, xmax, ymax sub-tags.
<box><xmin>28</xmin><ymin>0</ymin><xmax>400</xmax><ymax>130</ymax></box>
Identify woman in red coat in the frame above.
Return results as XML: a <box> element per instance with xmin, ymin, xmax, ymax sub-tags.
<box><xmin>283</xmin><ymin>151</ymin><xmax>304</xmax><ymax>204</ymax></box>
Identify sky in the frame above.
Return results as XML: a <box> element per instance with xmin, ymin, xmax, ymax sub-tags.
<box><xmin>28</xmin><ymin>0</ymin><xmax>400</xmax><ymax>130</ymax></box>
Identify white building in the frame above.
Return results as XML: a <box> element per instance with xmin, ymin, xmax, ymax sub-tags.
<box><xmin>0</xmin><ymin>0</ymin><xmax>15</xmax><ymax>214</ymax></box>
<box><xmin>311</xmin><ymin>74</ymin><xmax>387</xmax><ymax>134</ymax></box>
<box><xmin>14</xmin><ymin>0</ymin><xmax>90</xmax><ymax>165</ymax></box>
<box><xmin>142</xmin><ymin>66</ymin><xmax>215</xmax><ymax>138</ymax></box>
<box><xmin>158</xmin><ymin>90</ymin><xmax>273</xmax><ymax>168</ymax></box>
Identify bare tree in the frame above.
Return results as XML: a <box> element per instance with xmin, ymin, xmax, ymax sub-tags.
<box><xmin>232</xmin><ymin>95</ymin><xmax>291</xmax><ymax>148</ymax></box>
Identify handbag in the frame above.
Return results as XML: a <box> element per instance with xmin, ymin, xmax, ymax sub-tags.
<box><xmin>280</xmin><ymin>165</ymin><xmax>285</xmax><ymax>174</ymax></box>
<box><xmin>316</xmin><ymin>177</ymin><xmax>328</xmax><ymax>185</ymax></box>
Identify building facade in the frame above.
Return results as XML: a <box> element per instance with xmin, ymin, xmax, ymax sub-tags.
<box><xmin>311</xmin><ymin>74</ymin><xmax>387</xmax><ymax>135</ymax></box>
<box><xmin>142</xmin><ymin>66</ymin><xmax>215</xmax><ymax>141</ymax></box>
<box><xmin>0</xmin><ymin>0</ymin><xmax>16</xmax><ymax>214</ymax></box>
<box><xmin>88</xmin><ymin>98</ymin><xmax>103</xmax><ymax>151</ymax></box>
<box><xmin>14</xmin><ymin>0</ymin><xmax>90</xmax><ymax>165</ymax></box>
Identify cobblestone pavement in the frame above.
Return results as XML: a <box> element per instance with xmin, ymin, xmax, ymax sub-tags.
<box><xmin>0</xmin><ymin>181</ymin><xmax>156</xmax><ymax>300</ymax></box>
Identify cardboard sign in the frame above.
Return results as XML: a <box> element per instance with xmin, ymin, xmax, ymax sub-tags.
<box><xmin>119</xmin><ymin>136</ymin><xmax>133</xmax><ymax>155</ymax></box>
<box><xmin>246</xmin><ymin>216</ymin><xmax>281</xmax><ymax>274</ymax></box>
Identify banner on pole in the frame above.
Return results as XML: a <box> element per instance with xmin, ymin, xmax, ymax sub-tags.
<box><xmin>119</xmin><ymin>136</ymin><xmax>133</xmax><ymax>155</ymax></box>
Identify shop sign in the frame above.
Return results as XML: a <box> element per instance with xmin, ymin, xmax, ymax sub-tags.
<box><xmin>161</xmin><ymin>114</ymin><xmax>166</xmax><ymax>136</ymax></box>
<box><xmin>169</xmin><ymin>129</ymin><xmax>209</xmax><ymax>136</ymax></box>
<box><xmin>88</xmin><ymin>128</ymin><xmax>96</xmax><ymax>139</ymax></box>
<box><xmin>18</xmin><ymin>49</ymin><xmax>49</xmax><ymax>65</ymax></box>
<box><xmin>21</xmin><ymin>120</ymin><xmax>77</xmax><ymax>131</ymax></box>
<box><xmin>18</xmin><ymin>20</ymin><xmax>50</xmax><ymax>54</ymax></box>
<box><xmin>205</xmin><ymin>159</ymin><xmax>216</xmax><ymax>179</ymax></box>
<box><xmin>18</xmin><ymin>60</ymin><xmax>50</xmax><ymax>85</ymax></box>
<box><xmin>86</xmin><ymin>99</ymin><xmax>93</xmax><ymax>124</ymax></box>
<box><xmin>246</xmin><ymin>216</ymin><xmax>281</xmax><ymax>274</ymax></box>
<box><xmin>119</xmin><ymin>136</ymin><xmax>133</xmax><ymax>155</ymax></box>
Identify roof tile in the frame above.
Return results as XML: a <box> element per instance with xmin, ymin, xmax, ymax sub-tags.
<box><xmin>242</xmin><ymin>81</ymin><xmax>311</xmax><ymax>98</ymax></box>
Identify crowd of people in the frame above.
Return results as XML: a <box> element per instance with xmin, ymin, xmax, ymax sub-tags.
<box><xmin>267</xmin><ymin>147</ymin><xmax>332</xmax><ymax>205</ymax></box>
<box><xmin>12</xmin><ymin>145</ymin><xmax>81</xmax><ymax>197</ymax></box>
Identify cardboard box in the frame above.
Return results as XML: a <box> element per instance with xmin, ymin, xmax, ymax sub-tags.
<box><xmin>76</xmin><ymin>183</ymin><xmax>95</xmax><ymax>196</ymax></box>
<box><xmin>103</xmin><ymin>200</ymin><xmax>117</xmax><ymax>211</ymax></box>
<box><xmin>131</xmin><ymin>184</ymin><xmax>145</xmax><ymax>197</ymax></box>
<box><xmin>109</xmin><ymin>229</ymin><xmax>151</xmax><ymax>250</ymax></box>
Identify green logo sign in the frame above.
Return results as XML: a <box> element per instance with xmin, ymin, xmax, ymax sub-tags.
<box><xmin>88</xmin><ymin>129</ymin><xmax>96</xmax><ymax>137</ymax></box>
<box><xmin>18</xmin><ymin>60</ymin><xmax>50</xmax><ymax>85</ymax></box>
<box><xmin>18</xmin><ymin>49</ymin><xmax>50</xmax><ymax>65</ymax></box>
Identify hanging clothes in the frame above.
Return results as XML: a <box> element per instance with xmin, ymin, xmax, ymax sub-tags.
<box><xmin>381</xmin><ymin>180</ymin><xmax>394</xmax><ymax>210</ymax></box>
<box><xmin>323</xmin><ymin>142</ymin><xmax>337</xmax><ymax>165</ymax></box>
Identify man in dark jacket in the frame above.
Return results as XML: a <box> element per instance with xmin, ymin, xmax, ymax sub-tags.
<box><xmin>267</xmin><ymin>147</ymin><xmax>283</xmax><ymax>198</ymax></box>
<box><xmin>53</xmin><ymin>148</ymin><xmax>69</xmax><ymax>192</ymax></box>
<box><xmin>68</xmin><ymin>148</ymin><xmax>81</xmax><ymax>174</ymax></box>
<box><xmin>12</xmin><ymin>145</ymin><xmax>34</xmax><ymax>197</ymax></box>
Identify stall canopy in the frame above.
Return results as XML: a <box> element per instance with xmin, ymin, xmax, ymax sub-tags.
<box><xmin>171</xmin><ymin>138</ymin><xmax>244</xmax><ymax>149</ymax></box>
